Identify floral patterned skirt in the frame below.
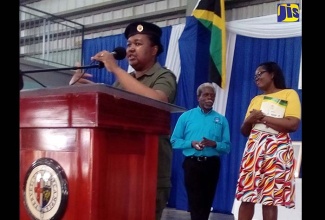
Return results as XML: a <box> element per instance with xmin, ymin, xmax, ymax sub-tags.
<box><xmin>235</xmin><ymin>129</ymin><xmax>296</xmax><ymax>208</ymax></box>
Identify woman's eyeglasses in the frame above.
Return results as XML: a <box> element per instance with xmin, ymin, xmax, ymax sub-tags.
<box><xmin>254</xmin><ymin>70</ymin><xmax>267</xmax><ymax>80</ymax></box>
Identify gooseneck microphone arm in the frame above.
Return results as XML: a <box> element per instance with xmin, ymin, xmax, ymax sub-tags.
<box><xmin>19</xmin><ymin>47</ymin><xmax>126</xmax><ymax>90</ymax></box>
<box><xmin>20</xmin><ymin>63</ymin><xmax>103</xmax><ymax>74</ymax></box>
<box><xmin>21</xmin><ymin>46</ymin><xmax>126</xmax><ymax>74</ymax></box>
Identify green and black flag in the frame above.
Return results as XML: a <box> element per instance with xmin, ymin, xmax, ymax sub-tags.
<box><xmin>192</xmin><ymin>0</ymin><xmax>226</xmax><ymax>88</ymax></box>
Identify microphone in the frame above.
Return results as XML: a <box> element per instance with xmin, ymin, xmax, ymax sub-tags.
<box><xmin>97</xmin><ymin>46</ymin><xmax>126</xmax><ymax>68</ymax></box>
<box><xmin>111</xmin><ymin>47</ymin><xmax>126</xmax><ymax>60</ymax></box>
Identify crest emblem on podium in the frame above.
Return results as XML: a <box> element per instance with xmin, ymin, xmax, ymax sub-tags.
<box><xmin>23</xmin><ymin>158</ymin><xmax>69</xmax><ymax>220</ymax></box>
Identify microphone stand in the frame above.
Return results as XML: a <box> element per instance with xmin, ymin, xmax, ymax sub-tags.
<box><xmin>21</xmin><ymin>63</ymin><xmax>103</xmax><ymax>74</ymax></box>
<box><xmin>20</xmin><ymin>62</ymin><xmax>104</xmax><ymax>90</ymax></box>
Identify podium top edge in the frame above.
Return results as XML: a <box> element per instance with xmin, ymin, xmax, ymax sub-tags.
<box><xmin>20</xmin><ymin>84</ymin><xmax>187</xmax><ymax>113</ymax></box>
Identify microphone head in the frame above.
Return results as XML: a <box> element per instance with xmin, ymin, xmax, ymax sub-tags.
<box><xmin>113</xmin><ymin>47</ymin><xmax>126</xmax><ymax>60</ymax></box>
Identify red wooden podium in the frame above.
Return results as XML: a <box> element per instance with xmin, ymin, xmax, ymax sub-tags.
<box><xmin>19</xmin><ymin>84</ymin><xmax>185</xmax><ymax>220</ymax></box>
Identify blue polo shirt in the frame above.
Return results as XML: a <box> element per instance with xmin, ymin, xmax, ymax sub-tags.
<box><xmin>170</xmin><ymin>106</ymin><xmax>231</xmax><ymax>157</ymax></box>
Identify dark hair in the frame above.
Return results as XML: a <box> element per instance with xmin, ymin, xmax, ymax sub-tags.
<box><xmin>258</xmin><ymin>61</ymin><xmax>287</xmax><ymax>89</ymax></box>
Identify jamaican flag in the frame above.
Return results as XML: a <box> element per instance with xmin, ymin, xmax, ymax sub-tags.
<box><xmin>192</xmin><ymin>0</ymin><xmax>226</xmax><ymax>88</ymax></box>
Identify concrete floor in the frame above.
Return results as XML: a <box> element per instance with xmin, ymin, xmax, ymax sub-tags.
<box><xmin>161</xmin><ymin>208</ymin><xmax>235</xmax><ymax>220</ymax></box>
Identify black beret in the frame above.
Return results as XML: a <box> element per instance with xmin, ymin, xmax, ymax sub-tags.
<box><xmin>124</xmin><ymin>21</ymin><xmax>162</xmax><ymax>39</ymax></box>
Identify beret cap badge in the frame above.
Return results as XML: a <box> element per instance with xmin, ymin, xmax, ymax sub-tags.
<box><xmin>137</xmin><ymin>24</ymin><xmax>144</xmax><ymax>33</ymax></box>
<box><xmin>123</xmin><ymin>21</ymin><xmax>164</xmax><ymax>55</ymax></box>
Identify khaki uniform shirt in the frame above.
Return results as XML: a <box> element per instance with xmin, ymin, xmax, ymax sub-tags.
<box><xmin>113</xmin><ymin>62</ymin><xmax>177</xmax><ymax>187</ymax></box>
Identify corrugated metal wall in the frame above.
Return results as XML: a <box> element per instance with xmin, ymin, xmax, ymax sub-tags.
<box><xmin>226</xmin><ymin>0</ymin><xmax>302</xmax><ymax>21</ymax></box>
<box><xmin>19</xmin><ymin>0</ymin><xmax>302</xmax><ymax>88</ymax></box>
<box><xmin>22</xmin><ymin>0</ymin><xmax>188</xmax><ymax>38</ymax></box>
<box><xmin>20</xmin><ymin>6</ymin><xmax>84</xmax><ymax>67</ymax></box>
<box><xmin>21</xmin><ymin>0</ymin><xmax>302</xmax><ymax>38</ymax></box>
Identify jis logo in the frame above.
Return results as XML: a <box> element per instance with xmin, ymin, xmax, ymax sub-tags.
<box><xmin>277</xmin><ymin>3</ymin><xmax>299</xmax><ymax>22</ymax></box>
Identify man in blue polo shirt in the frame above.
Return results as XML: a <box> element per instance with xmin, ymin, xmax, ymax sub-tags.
<box><xmin>170</xmin><ymin>82</ymin><xmax>231</xmax><ymax>220</ymax></box>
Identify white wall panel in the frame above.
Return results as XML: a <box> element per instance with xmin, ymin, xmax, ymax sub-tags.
<box><xmin>84</xmin><ymin>0</ymin><xmax>101</xmax><ymax>7</ymax></box>
<box><xmin>58</xmin><ymin>0</ymin><xmax>68</xmax><ymax>12</ymax></box>
<box><xmin>91</xmin><ymin>32</ymin><xmax>104</xmax><ymax>39</ymax></box>
<box><xmin>73</xmin><ymin>17</ymin><xmax>85</xmax><ymax>25</ymax></box>
<box><xmin>111</xmin><ymin>29</ymin><xmax>125</xmax><ymax>36</ymax></box>
<box><xmin>28</xmin><ymin>0</ymin><xmax>42</xmax><ymax>12</ymax></box>
<box><xmin>156</xmin><ymin>20</ymin><xmax>167</xmax><ymax>27</ymax></box>
<box><xmin>82</xmin><ymin>16</ymin><xmax>187</xmax><ymax>39</ymax></box>
<box><xmin>157</xmin><ymin>1</ymin><xmax>168</xmax><ymax>10</ymax></box>
<box><xmin>113</xmin><ymin>10</ymin><xmax>123</xmax><ymax>19</ymax></box>
<box><xmin>84</xmin><ymin>15</ymin><xmax>94</xmax><ymax>25</ymax></box>
<box><xmin>101</xmin><ymin>30</ymin><xmax>112</xmax><ymax>37</ymax></box>
<box><xmin>166</xmin><ymin>17</ymin><xmax>186</xmax><ymax>26</ymax></box>
<box><xmin>134</xmin><ymin>4</ymin><xmax>145</xmax><ymax>16</ymax></box>
<box><xmin>103</xmin><ymin>11</ymin><xmax>113</xmax><ymax>21</ymax></box>
<box><xmin>145</xmin><ymin>2</ymin><xmax>156</xmax><ymax>13</ymax></box>
<box><xmin>88</xmin><ymin>0</ymin><xmax>114</xmax><ymax>9</ymax></box>
<box><xmin>24</xmin><ymin>0</ymin><xmax>188</xmax><ymax>28</ymax></box>
<box><xmin>122</xmin><ymin>8</ymin><xmax>133</xmax><ymax>18</ymax></box>
<box><xmin>24</xmin><ymin>0</ymin><xmax>300</xmax><ymax>22</ymax></box>
<box><xmin>28</xmin><ymin>0</ymin><xmax>118</xmax><ymax>14</ymax></box>
<box><xmin>76</xmin><ymin>0</ymin><xmax>86</xmax><ymax>9</ymax></box>
<box><xmin>169</xmin><ymin>0</ymin><xmax>181</xmax><ymax>8</ymax></box>
<box><xmin>93</xmin><ymin>13</ymin><xmax>103</xmax><ymax>23</ymax></box>
<box><xmin>49</xmin><ymin>0</ymin><xmax>59</xmax><ymax>14</ymax></box>
<box><xmin>181</xmin><ymin>0</ymin><xmax>187</xmax><ymax>7</ymax></box>
<box><xmin>84</xmin><ymin>26</ymin><xmax>125</xmax><ymax>40</ymax></box>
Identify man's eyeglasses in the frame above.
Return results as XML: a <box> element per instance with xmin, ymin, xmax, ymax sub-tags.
<box><xmin>254</xmin><ymin>70</ymin><xmax>267</xmax><ymax>80</ymax></box>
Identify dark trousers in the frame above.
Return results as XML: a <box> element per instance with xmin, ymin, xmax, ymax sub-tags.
<box><xmin>182</xmin><ymin>156</ymin><xmax>221</xmax><ymax>220</ymax></box>
<box><xmin>156</xmin><ymin>186</ymin><xmax>171</xmax><ymax>220</ymax></box>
